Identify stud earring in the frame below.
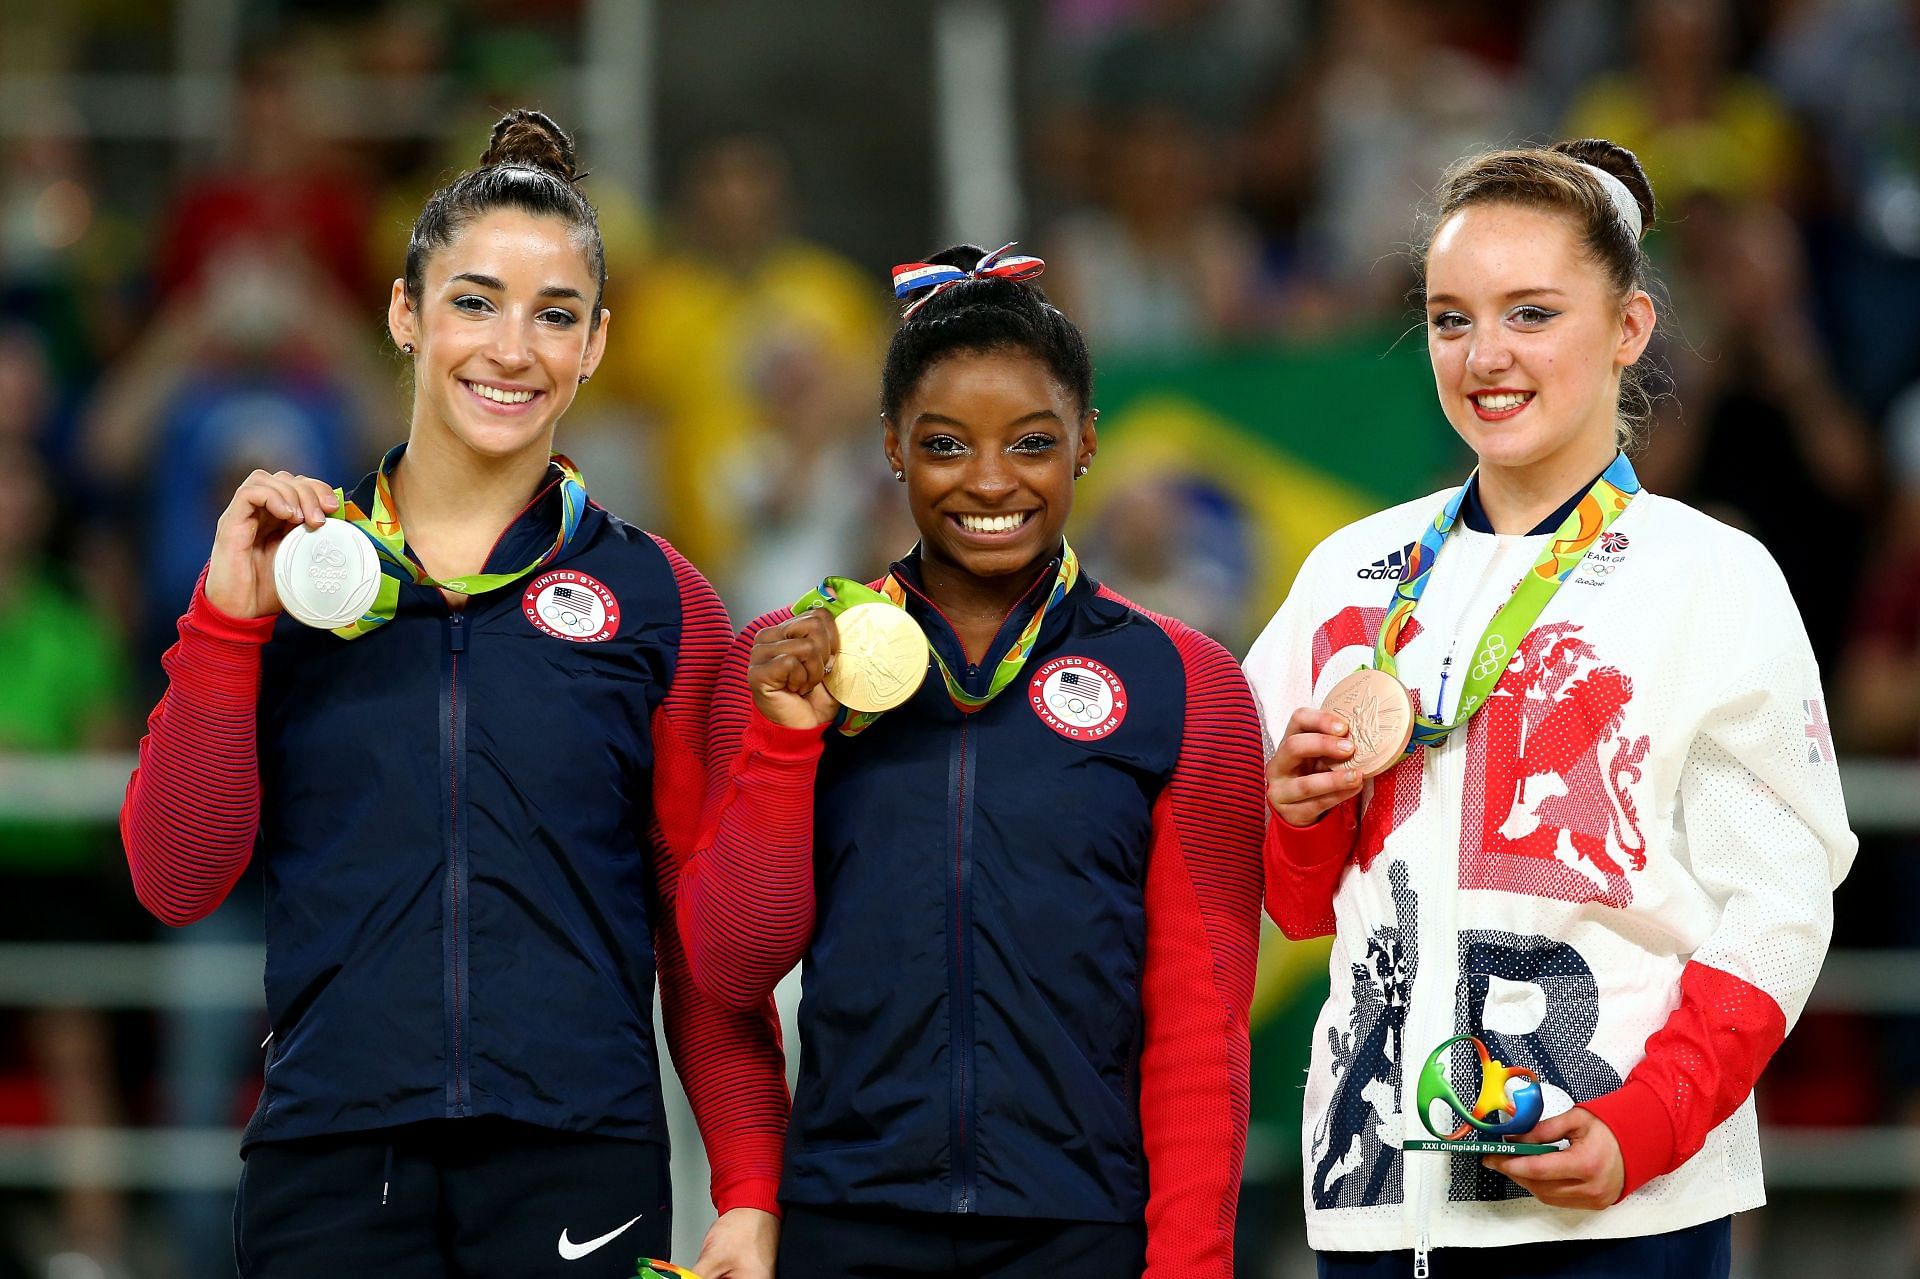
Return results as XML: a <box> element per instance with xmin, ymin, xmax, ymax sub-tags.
<box><xmin>893</xmin><ymin>469</ymin><xmax>905</xmax><ymax>482</ymax></box>
<box><xmin>578</xmin><ymin>374</ymin><xmax>590</xmax><ymax>384</ymax></box>
<box><xmin>401</xmin><ymin>343</ymin><xmax>415</xmax><ymax>355</ymax></box>
<box><xmin>1075</xmin><ymin>465</ymin><xmax>1089</xmax><ymax>477</ymax></box>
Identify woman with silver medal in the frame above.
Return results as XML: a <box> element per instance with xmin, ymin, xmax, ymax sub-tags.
<box><xmin>120</xmin><ymin>110</ymin><xmax>783</xmax><ymax>1279</ymax></box>
<box><xmin>1243</xmin><ymin>139</ymin><xmax>1855</xmax><ymax>1277</ymax></box>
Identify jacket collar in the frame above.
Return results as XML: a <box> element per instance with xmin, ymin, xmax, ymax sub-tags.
<box><xmin>344</xmin><ymin>452</ymin><xmax>602</xmax><ymax>580</ymax></box>
<box><xmin>1460</xmin><ymin>468</ymin><xmax>1599</xmax><ymax>536</ymax></box>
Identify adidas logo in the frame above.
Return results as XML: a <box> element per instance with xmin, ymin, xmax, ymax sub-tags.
<box><xmin>1357</xmin><ymin>544</ymin><xmax>1415</xmax><ymax>580</ymax></box>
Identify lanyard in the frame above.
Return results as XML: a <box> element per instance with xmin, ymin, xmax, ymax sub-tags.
<box><xmin>1375</xmin><ymin>452</ymin><xmax>1639</xmax><ymax>747</ymax></box>
<box><xmin>328</xmin><ymin>443</ymin><xmax>589</xmax><ymax>640</ymax></box>
<box><xmin>795</xmin><ymin>542</ymin><xmax>1079</xmax><ymax>736</ymax></box>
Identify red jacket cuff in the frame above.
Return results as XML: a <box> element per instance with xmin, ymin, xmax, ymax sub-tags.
<box><xmin>741</xmin><ymin>708</ymin><xmax>828</xmax><ymax>764</ymax></box>
<box><xmin>1582</xmin><ymin>1077</ymin><xmax>1677</xmax><ymax>1201</ymax></box>
<box><xmin>1268</xmin><ymin>800</ymin><xmax>1357</xmax><ymax>868</ymax></box>
<box><xmin>187</xmin><ymin>573</ymin><xmax>280</xmax><ymax>646</ymax></box>
<box><xmin>712</xmin><ymin>1175</ymin><xmax>784</xmax><ymax>1218</ymax></box>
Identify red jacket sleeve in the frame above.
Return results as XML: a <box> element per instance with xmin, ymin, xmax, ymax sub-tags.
<box><xmin>644</xmin><ymin>539</ymin><xmax>792</xmax><ymax>1216</ymax></box>
<box><xmin>1581</xmin><ymin>961</ymin><xmax>1788</xmax><ymax>1201</ymax></box>
<box><xmin>120</xmin><ymin>574</ymin><xmax>277</xmax><ymax>926</ymax></box>
<box><xmin>1263</xmin><ymin>802</ymin><xmax>1358</xmax><ymax>941</ymax></box>
<box><xmin>677</xmin><ymin>607</ymin><xmax>826</xmax><ymax>1012</ymax></box>
<box><xmin>1134</xmin><ymin>615</ymin><xmax>1268</xmax><ymax>1279</ymax></box>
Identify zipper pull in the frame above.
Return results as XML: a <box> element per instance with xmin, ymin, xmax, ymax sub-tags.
<box><xmin>1413</xmin><ymin>1232</ymin><xmax>1430</xmax><ymax>1278</ymax></box>
<box><xmin>448</xmin><ymin>611</ymin><xmax>466</xmax><ymax>653</ymax></box>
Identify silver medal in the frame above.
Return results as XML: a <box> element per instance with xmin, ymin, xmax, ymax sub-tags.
<box><xmin>273</xmin><ymin>520</ymin><xmax>382</xmax><ymax>630</ymax></box>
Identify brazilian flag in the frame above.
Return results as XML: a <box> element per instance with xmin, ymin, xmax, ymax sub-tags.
<box><xmin>1075</xmin><ymin>328</ymin><xmax>1469</xmax><ymax>1239</ymax></box>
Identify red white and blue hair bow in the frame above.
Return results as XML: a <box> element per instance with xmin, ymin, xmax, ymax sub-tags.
<box><xmin>891</xmin><ymin>242</ymin><xmax>1045</xmax><ymax>320</ymax></box>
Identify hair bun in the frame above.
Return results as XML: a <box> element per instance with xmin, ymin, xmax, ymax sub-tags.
<box><xmin>1553</xmin><ymin>137</ymin><xmax>1655</xmax><ymax>232</ymax></box>
<box><xmin>924</xmin><ymin>243</ymin><xmax>989</xmax><ymax>274</ymax></box>
<box><xmin>481</xmin><ymin>108</ymin><xmax>579</xmax><ymax>181</ymax></box>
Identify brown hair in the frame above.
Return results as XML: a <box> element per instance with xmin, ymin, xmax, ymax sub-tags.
<box><xmin>1417</xmin><ymin>138</ymin><xmax>1659</xmax><ymax>448</ymax></box>
<box><xmin>403</xmin><ymin>108</ymin><xmax>606</xmax><ymax>329</ymax></box>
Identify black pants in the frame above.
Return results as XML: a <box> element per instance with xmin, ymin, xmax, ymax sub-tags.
<box><xmin>1317</xmin><ymin>1214</ymin><xmax>1732</xmax><ymax>1279</ymax></box>
<box><xmin>777</xmin><ymin>1202</ymin><xmax>1146</xmax><ymax>1279</ymax></box>
<box><xmin>234</xmin><ymin>1117</ymin><xmax>672</xmax><ymax>1278</ymax></box>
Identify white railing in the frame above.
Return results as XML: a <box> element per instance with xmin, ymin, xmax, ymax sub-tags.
<box><xmin>1</xmin><ymin>752</ymin><xmax>1916</xmax><ymax>1192</ymax></box>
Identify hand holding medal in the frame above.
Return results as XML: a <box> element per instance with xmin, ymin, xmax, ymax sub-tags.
<box><xmin>758</xmin><ymin>578</ymin><xmax>933</xmax><ymax>731</ymax></box>
<box><xmin>204</xmin><ymin>468</ymin><xmax>343</xmax><ymax>620</ymax></box>
<box><xmin>1273</xmin><ymin>453</ymin><xmax>1643</xmax><ymax>828</ymax></box>
<box><xmin>1264</xmin><ymin>704</ymin><xmax>1368</xmax><ymax>827</ymax></box>
<box><xmin>748</xmin><ymin>607</ymin><xmax>848</xmax><ymax>730</ymax></box>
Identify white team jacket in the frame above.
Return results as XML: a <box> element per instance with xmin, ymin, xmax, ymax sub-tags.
<box><xmin>1243</xmin><ymin>486</ymin><xmax>1856</xmax><ymax>1252</ymax></box>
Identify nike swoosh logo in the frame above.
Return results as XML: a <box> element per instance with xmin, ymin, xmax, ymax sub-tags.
<box><xmin>557</xmin><ymin>1214</ymin><xmax>644</xmax><ymax>1261</ymax></box>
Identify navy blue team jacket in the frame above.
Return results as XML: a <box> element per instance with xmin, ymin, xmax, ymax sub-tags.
<box><xmin>686</xmin><ymin>550</ymin><xmax>1267</xmax><ymax>1235</ymax></box>
<box><xmin>123</xmin><ymin>460</ymin><xmax>744</xmax><ymax>1154</ymax></box>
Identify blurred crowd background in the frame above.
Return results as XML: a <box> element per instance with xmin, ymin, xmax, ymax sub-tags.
<box><xmin>1</xmin><ymin>0</ymin><xmax>1918</xmax><ymax>1276</ymax></box>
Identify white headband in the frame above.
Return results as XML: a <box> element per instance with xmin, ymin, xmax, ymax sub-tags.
<box><xmin>1577</xmin><ymin>161</ymin><xmax>1645</xmax><ymax>241</ymax></box>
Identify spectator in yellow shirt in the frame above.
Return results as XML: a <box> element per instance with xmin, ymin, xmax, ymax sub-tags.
<box><xmin>597</xmin><ymin>135</ymin><xmax>884</xmax><ymax>582</ymax></box>
<box><xmin>1564</xmin><ymin>0</ymin><xmax>1799</xmax><ymax>205</ymax></box>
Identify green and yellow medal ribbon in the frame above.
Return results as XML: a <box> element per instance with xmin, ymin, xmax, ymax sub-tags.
<box><xmin>635</xmin><ymin>1261</ymin><xmax>699</xmax><ymax>1279</ymax></box>
<box><xmin>1376</xmin><ymin>451</ymin><xmax>1639</xmax><ymax>749</ymax></box>
<box><xmin>794</xmin><ymin>542</ymin><xmax>1080</xmax><ymax>736</ymax></box>
<box><xmin>326</xmin><ymin>442</ymin><xmax>589</xmax><ymax>640</ymax></box>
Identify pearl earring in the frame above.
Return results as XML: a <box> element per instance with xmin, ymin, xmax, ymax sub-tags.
<box><xmin>1075</xmin><ymin>465</ymin><xmax>1089</xmax><ymax>477</ymax></box>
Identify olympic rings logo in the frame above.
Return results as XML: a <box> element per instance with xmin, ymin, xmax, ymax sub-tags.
<box><xmin>522</xmin><ymin>570</ymin><xmax>621</xmax><ymax>644</ymax></box>
<box><xmin>1470</xmin><ymin>635</ymin><xmax>1509</xmax><ymax>681</ymax></box>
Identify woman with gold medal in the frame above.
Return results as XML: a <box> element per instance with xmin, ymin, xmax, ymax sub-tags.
<box><xmin>678</xmin><ymin>244</ymin><xmax>1268</xmax><ymax>1277</ymax></box>
<box><xmin>1244</xmin><ymin>138</ymin><xmax>1857</xmax><ymax>1277</ymax></box>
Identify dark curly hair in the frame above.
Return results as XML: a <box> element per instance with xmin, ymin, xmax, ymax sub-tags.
<box><xmin>880</xmin><ymin>244</ymin><xmax>1094</xmax><ymax>423</ymax></box>
<box><xmin>403</xmin><ymin>108</ymin><xmax>607</xmax><ymax>329</ymax></box>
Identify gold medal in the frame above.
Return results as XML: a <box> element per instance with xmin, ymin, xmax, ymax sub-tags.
<box><xmin>825</xmin><ymin>601</ymin><xmax>930</xmax><ymax>713</ymax></box>
<box><xmin>1320</xmin><ymin>668</ymin><xmax>1415</xmax><ymax>778</ymax></box>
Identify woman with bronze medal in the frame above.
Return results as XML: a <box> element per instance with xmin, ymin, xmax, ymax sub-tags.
<box><xmin>120</xmin><ymin>110</ymin><xmax>783</xmax><ymax>1278</ymax></box>
<box><xmin>678</xmin><ymin>245</ymin><xmax>1268</xmax><ymax>1277</ymax></box>
<box><xmin>1244</xmin><ymin>138</ymin><xmax>1857</xmax><ymax>1277</ymax></box>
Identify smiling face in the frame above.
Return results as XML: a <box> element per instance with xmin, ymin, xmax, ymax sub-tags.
<box><xmin>883</xmin><ymin>347</ymin><xmax>1096</xmax><ymax>588</ymax></box>
<box><xmin>1425</xmin><ymin>202</ymin><xmax>1652</xmax><ymax>488</ymax></box>
<box><xmin>388</xmin><ymin>207</ymin><xmax>609</xmax><ymax>463</ymax></box>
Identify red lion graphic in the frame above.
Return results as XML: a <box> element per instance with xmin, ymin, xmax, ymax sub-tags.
<box><xmin>1461</xmin><ymin>623</ymin><xmax>1649</xmax><ymax>907</ymax></box>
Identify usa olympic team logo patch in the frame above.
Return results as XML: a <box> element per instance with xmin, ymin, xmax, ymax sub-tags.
<box><xmin>1029</xmin><ymin>656</ymin><xmax>1128</xmax><ymax>740</ymax></box>
<box><xmin>523</xmin><ymin>570</ymin><xmax>621</xmax><ymax>643</ymax></box>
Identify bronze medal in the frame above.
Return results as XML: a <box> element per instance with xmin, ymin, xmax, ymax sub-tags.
<box><xmin>1320</xmin><ymin>668</ymin><xmax>1415</xmax><ymax>778</ymax></box>
<box><xmin>825</xmin><ymin>601</ymin><xmax>931</xmax><ymax>713</ymax></box>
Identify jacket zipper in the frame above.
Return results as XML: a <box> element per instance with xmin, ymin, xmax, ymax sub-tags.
<box><xmin>1412</xmin><ymin>732</ymin><xmax>1467</xmax><ymax>1273</ymax></box>
<box><xmin>1407</xmin><ymin>561</ymin><xmax>1494</xmax><ymax>1273</ymax></box>
<box><xmin>445</xmin><ymin>608</ymin><xmax>471</xmax><ymax>1114</ymax></box>
<box><xmin>948</xmin><ymin>707</ymin><xmax>978</xmax><ymax>1212</ymax></box>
